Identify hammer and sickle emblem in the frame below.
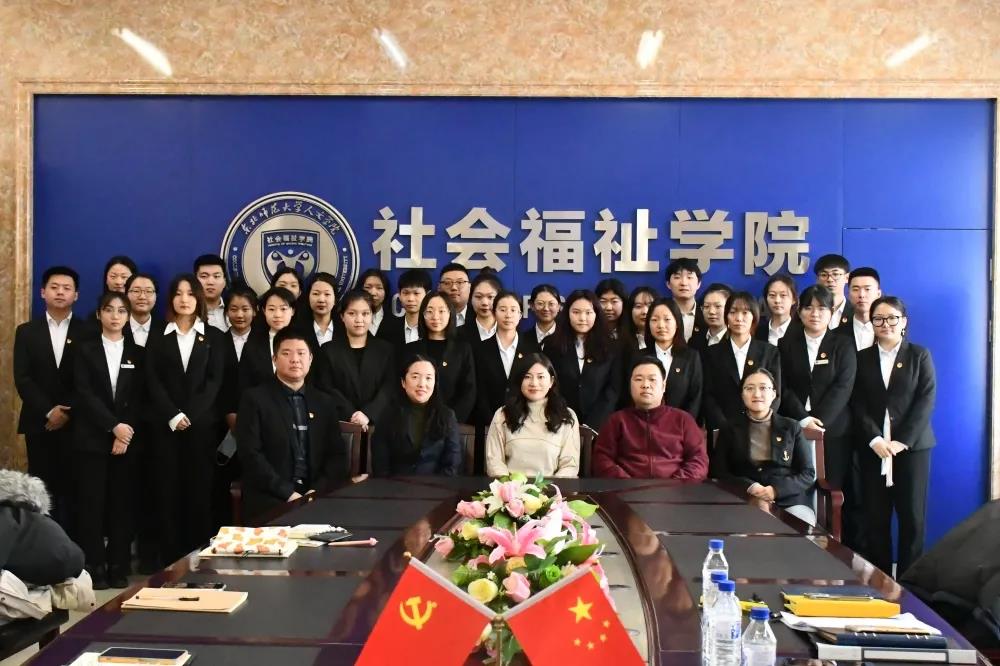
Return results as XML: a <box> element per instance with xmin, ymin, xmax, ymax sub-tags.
<box><xmin>399</xmin><ymin>595</ymin><xmax>437</xmax><ymax>630</ymax></box>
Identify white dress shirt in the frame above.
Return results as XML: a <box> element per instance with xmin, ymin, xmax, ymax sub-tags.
<box><xmin>636</xmin><ymin>333</ymin><xmax>647</xmax><ymax>350</ymax></box>
<box><xmin>803</xmin><ymin>331</ymin><xmax>825</xmax><ymax>411</ymax></box>
<box><xmin>680</xmin><ymin>303</ymin><xmax>697</xmax><ymax>342</ymax></box>
<box><xmin>102</xmin><ymin>336</ymin><xmax>125</xmax><ymax>398</ymax></box>
<box><xmin>731</xmin><ymin>337</ymin><xmax>751</xmax><ymax>380</ymax></box>
<box><xmin>369</xmin><ymin>308</ymin><xmax>384</xmax><ymax>335</ymax></box>
<box><xmin>314</xmin><ymin>320</ymin><xmax>334</xmax><ymax>346</ymax></box>
<box><xmin>163</xmin><ymin>319</ymin><xmax>205</xmax><ymax>431</ymax></box>
<box><xmin>455</xmin><ymin>307</ymin><xmax>468</xmax><ymax>328</ymax></box>
<box><xmin>653</xmin><ymin>343</ymin><xmax>673</xmax><ymax>374</ymax></box>
<box><xmin>829</xmin><ymin>299</ymin><xmax>846</xmax><ymax>330</ymax></box>
<box><xmin>871</xmin><ymin>340</ymin><xmax>903</xmax><ymax>485</ymax></box>
<box><xmin>706</xmin><ymin>328</ymin><xmax>726</xmax><ymax>347</ymax></box>
<box><xmin>767</xmin><ymin>318</ymin><xmax>792</xmax><ymax>347</ymax></box>
<box><xmin>46</xmin><ymin>311</ymin><xmax>72</xmax><ymax>368</ymax></box>
<box><xmin>129</xmin><ymin>316</ymin><xmax>151</xmax><ymax>347</ymax></box>
<box><xmin>575</xmin><ymin>338</ymin><xmax>586</xmax><ymax>373</ymax></box>
<box><xmin>535</xmin><ymin>324</ymin><xmax>555</xmax><ymax>346</ymax></box>
<box><xmin>475</xmin><ymin>320</ymin><xmax>498</xmax><ymax>342</ymax></box>
<box><xmin>231</xmin><ymin>329</ymin><xmax>250</xmax><ymax>361</ymax></box>
<box><xmin>206</xmin><ymin>301</ymin><xmax>229</xmax><ymax>332</ymax></box>
<box><xmin>853</xmin><ymin>317</ymin><xmax>875</xmax><ymax>351</ymax></box>
<box><xmin>404</xmin><ymin>319</ymin><xmax>420</xmax><ymax>344</ymax></box>
<box><xmin>497</xmin><ymin>333</ymin><xmax>518</xmax><ymax>378</ymax></box>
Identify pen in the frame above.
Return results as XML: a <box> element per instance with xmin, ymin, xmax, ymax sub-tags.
<box><xmin>327</xmin><ymin>538</ymin><xmax>378</xmax><ymax>547</ymax></box>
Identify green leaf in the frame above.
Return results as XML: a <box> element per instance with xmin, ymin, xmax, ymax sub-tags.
<box><xmin>492</xmin><ymin>512</ymin><xmax>514</xmax><ymax>530</ymax></box>
<box><xmin>555</xmin><ymin>543</ymin><xmax>599</xmax><ymax>566</ymax></box>
<box><xmin>567</xmin><ymin>499</ymin><xmax>598</xmax><ymax>518</ymax></box>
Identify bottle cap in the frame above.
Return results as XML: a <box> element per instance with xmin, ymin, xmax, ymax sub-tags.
<box><xmin>749</xmin><ymin>607</ymin><xmax>770</xmax><ymax>621</ymax></box>
<box><xmin>710</xmin><ymin>571</ymin><xmax>728</xmax><ymax>582</ymax></box>
<box><xmin>717</xmin><ymin>580</ymin><xmax>735</xmax><ymax>593</ymax></box>
<box><xmin>709</xmin><ymin>539</ymin><xmax>724</xmax><ymax>550</ymax></box>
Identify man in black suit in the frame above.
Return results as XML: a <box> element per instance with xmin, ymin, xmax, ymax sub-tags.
<box><xmin>378</xmin><ymin>268</ymin><xmax>431</xmax><ymax>349</ymax></box>
<box><xmin>236</xmin><ymin>328</ymin><xmax>351</xmax><ymax>522</ymax></box>
<box><xmin>835</xmin><ymin>266</ymin><xmax>882</xmax><ymax>351</ymax></box>
<box><xmin>814</xmin><ymin>254</ymin><xmax>854</xmax><ymax>331</ymax></box>
<box><xmin>439</xmin><ymin>262</ymin><xmax>473</xmax><ymax>327</ymax></box>
<box><xmin>13</xmin><ymin>266</ymin><xmax>89</xmax><ymax>528</ymax></box>
<box><xmin>664</xmin><ymin>258</ymin><xmax>708</xmax><ymax>344</ymax></box>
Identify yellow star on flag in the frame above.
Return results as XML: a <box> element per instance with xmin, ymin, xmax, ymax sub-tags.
<box><xmin>587</xmin><ymin>641</ymin><xmax>595</xmax><ymax>650</ymax></box>
<box><xmin>574</xmin><ymin>638</ymin><xmax>581</xmax><ymax>647</ymax></box>
<box><xmin>568</xmin><ymin>597</ymin><xmax>593</xmax><ymax>623</ymax></box>
<box><xmin>600</xmin><ymin>633</ymin><xmax>607</xmax><ymax>642</ymax></box>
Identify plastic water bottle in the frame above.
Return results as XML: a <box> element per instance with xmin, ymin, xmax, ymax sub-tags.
<box><xmin>741</xmin><ymin>606</ymin><xmax>776</xmax><ymax>666</ymax></box>
<box><xmin>711</xmin><ymin>580</ymin><xmax>742</xmax><ymax>666</ymax></box>
<box><xmin>701</xmin><ymin>572</ymin><xmax>730</xmax><ymax>665</ymax></box>
<box><xmin>702</xmin><ymin>539</ymin><xmax>729</xmax><ymax>602</ymax></box>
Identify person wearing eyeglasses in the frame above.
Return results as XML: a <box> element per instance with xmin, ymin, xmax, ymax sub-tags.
<box><xmin>522</xmin><ymin>284</ymin><xmax>561</xmax><ymax>354</ymax></box>
<box><xmin>688</xmin><ymin>283</ymin><xmax>732</xmax><ymax>355</ymax></box>
<box><xmin>711</xmin><ymin>368</ymin><xmax>816</xmax><ymax>525</ymax></box>
<box><xmin>851</xmin><ymin>296</ymin><xmax>936</xmax><ymax>577</ymax></box>
<box><xmin>124</xmin><ymin>273</ymin><xmax>164</xmax><ymax>348</ymax></box>
<box><xmin>777</xmin><ymin>285</ymin><xmax>857</xmax><ymax>493</ymax></box>
<box><xmin>814</xmin><ymin>254</ymin><xmax>853</xmax><ymax>330</ymax></box>
<box><xmin>702</xmin><ymin>291</ymin><xmax>781</xmax><ymax>433</ymax></box>
<box><xmin>438</xmin><ymin>262</ymin><xmax>473</xmax><ymax>327</ymax></box>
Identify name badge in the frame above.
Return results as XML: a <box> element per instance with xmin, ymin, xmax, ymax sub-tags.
<box><xmin>120</xmin><ymin>363</ymin><xmax>135</xmax><ymax>369</ymax></box>
<box><xmin>814</xmin><ymin>359</ymin><xmax>829</xmax><ymax>365</ymax></box>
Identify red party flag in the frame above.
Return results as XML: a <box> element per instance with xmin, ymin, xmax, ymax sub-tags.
<box><xmin>505</xmin><ymin>566</ymin><xmax>645</xmax><ymax>666</ymax></box>
<box><xmin>355</xmin><ymin>557</ymin><xmax>495</xmax><ymax>666</ymax></box>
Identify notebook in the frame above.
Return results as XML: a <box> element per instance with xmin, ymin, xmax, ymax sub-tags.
<box><xmin>121</xmin><ymin>587</ymin><xmax>248</xmax><ymax>613</ymax></box>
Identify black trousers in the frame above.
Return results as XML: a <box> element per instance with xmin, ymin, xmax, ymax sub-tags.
<box><xmin>859</xmin><ymin>446</ymin><xmax>931</xmax><ymax>576</ymax></box>
<box><xmin>152</xmin><ymin>425</ymin><xmax>216</xmax><ymax>564</ymax></box>
<box><xmin>824</xmin><ymin>433</ymin><xmax>866</xmax><ymax>552</ymax></box>
<box><xmin>74</xmin><ymin>445</ymin><xmax>136</xmax><ymax>573</ymax></box>
<box><xmin>25</xmin><ymin>428</ymin><xmax>73</xmax><ymax>531</ymax></box>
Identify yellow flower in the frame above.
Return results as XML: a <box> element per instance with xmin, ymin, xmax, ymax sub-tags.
<box><xmin>505</xmin><ymin>556</ymin><xmax>527</xmax><ymax>572</ymax></box>
<box><xmin>468</xmin><ymin>578</ymin><xmax>499</xmax><ymax>604</ymax></box>
<box><xmin>460</xmin><ymin>521</ymin><xmax>481</xmax><ymax>541</ymax></box>
<box><xmin>522</xmin><ymin>494</ymin><xmax>543</xmax><ymax>515</ymax></box>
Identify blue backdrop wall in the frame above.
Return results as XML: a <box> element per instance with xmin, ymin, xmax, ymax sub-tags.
<box><xmin>32</xmin><ymin>96</ymin><xmax>994</xmax><ymax>547</ymax></box>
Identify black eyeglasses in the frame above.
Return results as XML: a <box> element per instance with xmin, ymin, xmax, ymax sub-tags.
<box><xmin>871</xmin><ymin>315</ymin><xmax>901</xmax><ymax>326</ymax></box>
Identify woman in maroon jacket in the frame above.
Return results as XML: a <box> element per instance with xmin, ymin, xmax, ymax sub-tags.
<box><xmin>592</xmin><ymin>356</ymin><xmax>708</xmax><ymax>480</ymax></box>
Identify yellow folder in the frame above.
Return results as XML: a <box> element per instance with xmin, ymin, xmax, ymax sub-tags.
<box><xmin>782</xmin><ymin>594</ymin><xmax>900</xmax><ymax>618</ymax></box>
<box><xmin>121</xmin><ymin>587</ymin><xmax>248</xmax><ymax>613</ymax></box>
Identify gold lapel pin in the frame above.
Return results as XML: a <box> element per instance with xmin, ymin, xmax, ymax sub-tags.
<box><xmin>783</xmin><ymin>450</ymin><xmax>790</xmax><ymax>462</ymax></box>
<box><xmin>776</xmin><ymin>436</ymin><xmax>782</xmax><ymax>442</ymax></box>
<box><xmin>517</xmin><ymin>353</ymin><xmax>523</xmax><ymax>358</ymax></box>
<box><xmin>896</xmin><ymin>362</ymin><xmax>903</xmax><ymax>368</ymax></box>
<box><xmin>442</xmin><ymin>361</ymin><xmax>448</xmax><ymax>367</ymax></box>
<box><xmin>586</xmin><ymin>358</ymin><xmax>593</xmax><ymax>364</ymax></box>
<box><xmin>309</xmin><ymin>412</ymin><xmax>315</xmax><ymax>419</ymax></box>
<box><xmin>66</xmin><ymin>339</ymin><xmax>72</xmax><ymax>344</ymax></box>
<box><xmin>820</xmin><ymin>352</ymin><xmax>827</xmax><ymax>359</ymax></box>
<box><xmin>746</xmin><ymin>359</ymin><xmax>754</xmax><ymax>366</ymax></box>
<box><xmin>197</xmin><ymin>335</ymin><xmax>204</xmax><ymax>342</ymax></box>
<box><xmin>842</xmin><ymin>316</ymin><xmax>848</xmax><ymax>323</ymax></box>
<box><xmin>674</xmin><ymin>367</ymin><xmax>681</xmax><ymax>373</ymax></box>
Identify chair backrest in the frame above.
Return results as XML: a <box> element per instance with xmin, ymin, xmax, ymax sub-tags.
<box><xmin>579</xmin><ymin>425</ymin><xmax>599</xmax><ymax>477</ymax></box>
<box><xmin>458</xmin><ymin>423</ymin><xmax>477</xmax><ymax>475</ymax></box>
<box><xmin>338</xmin><ymin>421</ymin><xmax>372</xmax><ymax>476</ymax></box>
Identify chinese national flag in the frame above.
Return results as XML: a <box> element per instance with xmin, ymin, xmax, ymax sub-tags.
<box><xmin>355</xmin><ymin>557</ymin><xmax>495</xmax><ymax>666</ymax></box>
<box><xmin>505</xmin><ymin>566</ymin><xmax>645</xmax><ymax>666</ymax></box>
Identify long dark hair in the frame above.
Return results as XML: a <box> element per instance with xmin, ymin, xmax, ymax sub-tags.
<box><xmin>165</xmin><ymin>273</ymin><xmax>207</xmax><ymax>323</ymax></box>
<box><xmin>417</xmin><ymin>291</ymin><xmax>457</xmax><ymax>340</ymax></box>
<box><xmin>358</xmin><ymin>267</ymin><xmax>391</xmax><ymax>314</ymax></box>
<box><xmin>623</xmin><ymin>285</ymin><xmax>660</xmax><ymax>344</ymax></box>
<box><xmin>398</xmin><ymin>353</ymin><xmax>452</xmax><ymax>440</ymax></box>
<box><xmin>545</xmin><ymin>289</ymin><xmax>614</xmax><ymax>362</ymax></box>
<box><xmin>503</xmin><ymin>353</ymin><xmax>576</xmax><ymax>434</ymax></box>
<box><xmin>643</xmin><ymin>298</ymin><xmax>687</xmax><ymax>351</ymax></box>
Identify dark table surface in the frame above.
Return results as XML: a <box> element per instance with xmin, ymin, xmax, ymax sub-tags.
<box><xmin>29</xmin><ymin>476</ymin><xmax>989</xmax><ymax>666</ymax></box>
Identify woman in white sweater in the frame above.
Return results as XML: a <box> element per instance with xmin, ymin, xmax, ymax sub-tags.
<box><xmin>485</xmin><ymin>353</ymin><xmax>580</xmax><ymax>478</ymax></box>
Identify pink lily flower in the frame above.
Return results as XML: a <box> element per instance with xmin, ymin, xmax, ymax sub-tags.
<box><xmin>493</xmin><ymin>480</ymin><xmax>522</xmax><ymax>503</ymax></box>
<box><xmin>456</xmin><ymin>500</ymin><xmax>487</xmax><ymax>519</ymax></box>
<box><xmin>477</xmin><ymin>521</ymin><xmax>547</xmax><ymax>564</ymax></box>
<box><xmin>506</xmin><ymin>497</ymin><xmax>525</xmax><ymax>518</ymax></box>
<box><xmin>467</xmin><ymin>554</ymin><xmax>491</xmax><ymax>569</ymax></box>
<box><xmin>434</xmin><ymin>536</ymin><xmax>455</xmax><ymax>556</ymax></box>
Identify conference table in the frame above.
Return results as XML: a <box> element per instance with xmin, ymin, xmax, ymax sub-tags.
<box><xmin>29</xmin><ymin>476</ymin><xmax>989</xmax><ymax>665</ymax></box>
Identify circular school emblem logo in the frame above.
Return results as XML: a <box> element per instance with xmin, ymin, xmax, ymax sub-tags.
<box><xmin>220</xmin><ymin>192</ymin><xmax>360</xmax><ymax>298</ymax></box>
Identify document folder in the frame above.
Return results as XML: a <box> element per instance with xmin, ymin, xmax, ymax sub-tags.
<box><xmin>121</xmin><ymin>587</ymin><xmax>248</xmax><ymax>613</ymax></box>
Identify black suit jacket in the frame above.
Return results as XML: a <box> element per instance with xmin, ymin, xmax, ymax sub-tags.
<box><xmin>831</xmin><ymin>301</ymin><xmax>855</xmax><ymax>331</ymax></box>
<box><xmin>518</xmin><ymin>323</ymin><xmax>557</xmax><ymax>356</ymax></box>
<box><xmin>122</xmin><ymin>316</ymin><xmax>166</xmax><ymax>348</ymax></box>
<box><xmin>473</xmin><ymin>334</ymin><xmax>533</xmax><ymax>426</ymax></box>
<box><xmin>711</xmin><ymin>412</ymin><xmax>815</xmax><ymax>508</ymax></box>
<box><xmin>315</xmin><ymin>335</ymin><xmax>396</xmax><ymax>425</ymax></box>
<box><xmin>702</xmin><ymin>337</ymin><xmax>782</xmax><ymax>431</ymax></box>
<box><xmin>371</xmin><ymin>401</ymin><xmax>462</xmax><ymax>477</ymax></box>
<box><xmin>72</xmin><ymin>337</ymin><xmax>145</xmax><ymax>453</ymax></box>
<box><xmin>14</xmin><ymin>315</ymin><xmax>91</xmax><ymax>434</ymax></box>
<box><xmin>375</xmin><ymin>311</ymin><xmax>403</xmax><ymax>346</ymax></box>
<box><xmin>851</xmin><ymin>341</ymin><xmax>936</xmax><ymax>451</ymax></box>
<box><xmin>405</xmin><ymin>338</ymin><xmax>477</xmax><ymax>423</ymax></box>
<box><xmin>144</xmin><ymin>325</ymin><xmax>225</xmax><ymax>430</ymax></box>
<box><xmin>754</xmin><ymin>317</ymin><xmax>803</xmax><ymax>345</ymax></box>
<box><xmin>542</xmin><ymin>338</ymin><xmax>621</xmax><ymax>430</ymax></box>
<box><xmin>236</xmin><ymin>378</ymin><xmax>351</xmax><ymax>520</ymax></box>
<box><xmin>238</xmin><ymin>330</ymin><xmax>276</xmax><ymax>397</ymax></box>
<box><xmin>777</xmin><ymin>330</ymin><xmax>857</xmax><ymax>439</ymax></box>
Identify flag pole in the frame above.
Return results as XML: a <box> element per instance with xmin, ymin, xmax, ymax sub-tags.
<box><xmin>491</xmin><ymin>615</ymin><xmax>506</xmax><ymax>666</ymax></box>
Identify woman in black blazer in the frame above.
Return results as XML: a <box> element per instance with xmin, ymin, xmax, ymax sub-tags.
<box><xmin>542</xmin><ymin>289</ymin><xmax>621</xmax><ymax>430</ymax></box>
<box><xmin>316</xmin><ymin>290</ymin><xmax>395</xmax><ymax>430</ymax></box>
<box><xmin>405</xmin><ymin>291</ymin><xmax>477</xmax><ymax>423</ymax></box>
<box><xmin>302</xmin><ymin>272</ymin><xmax>337</xmax><ymax>350</ymax></box>
<box><xmin>756</xmin><ymin>274</ymin><xmax>799</xmax><ymax>346</ymax></box>
<box><xmin>520</xmin><ymin>284</ymin><xmax>561</xmax><ymax>354</ymax></box>
<box><xmin>702</xmin><ymin>291</ymin><xmax>781</xmax><ymax>432</ymax></box>
<box><xmin>635</xmin><ymin>297</ymin><xmax>702</xmax><ymax>419</ymax></box>
<box><xmin>622</xmin><ymin>286</ymin><xmax>659</xmax><ymax>352</ymax></box>
<box><xmin>73</xmin><ymin>291</ymin><xmax>145</xmax><ymax>589</ymax></box>
<box><xmin>145</xmin><ymin>274</ymin><xmax>226</xmax><ymax>564</ymax></box>
<box><xmin>473</xmin><ymin>290</ymin><xmax>533</xmax><ymax>427</ymax></box>
<box><xmin>851</xmin><ymin>296</ymin><xmax>936</xmax><ymax>576</ymax></box>
<box><xmin>372</xmin><ymin>353</ymin><xmax>462</xmax><ymax>476</ymax></box>
<box><xmin>712</xmin><ymin>368</ymin><xmax>816</xmax><ymax>524</ymax></box>
<box><xmin>359</xmin><ymin>268</ymin><xmax>392</xmax><ymax>338</ymax></box>
<box><xmin>777</xmin><ymin>285</ymin><xmax>857</xmax><ymax>488</ymax></box>
<box><xmin>238</xmin><ymin>286</ymin><xmax>296</xmax><ymax>397</ymax></box>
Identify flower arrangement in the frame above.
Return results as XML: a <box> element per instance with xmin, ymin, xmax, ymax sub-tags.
<box><xmin>432</xmin><ymin>473</ymin><xmax>609</xmax><ymax>663</ymax></box>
